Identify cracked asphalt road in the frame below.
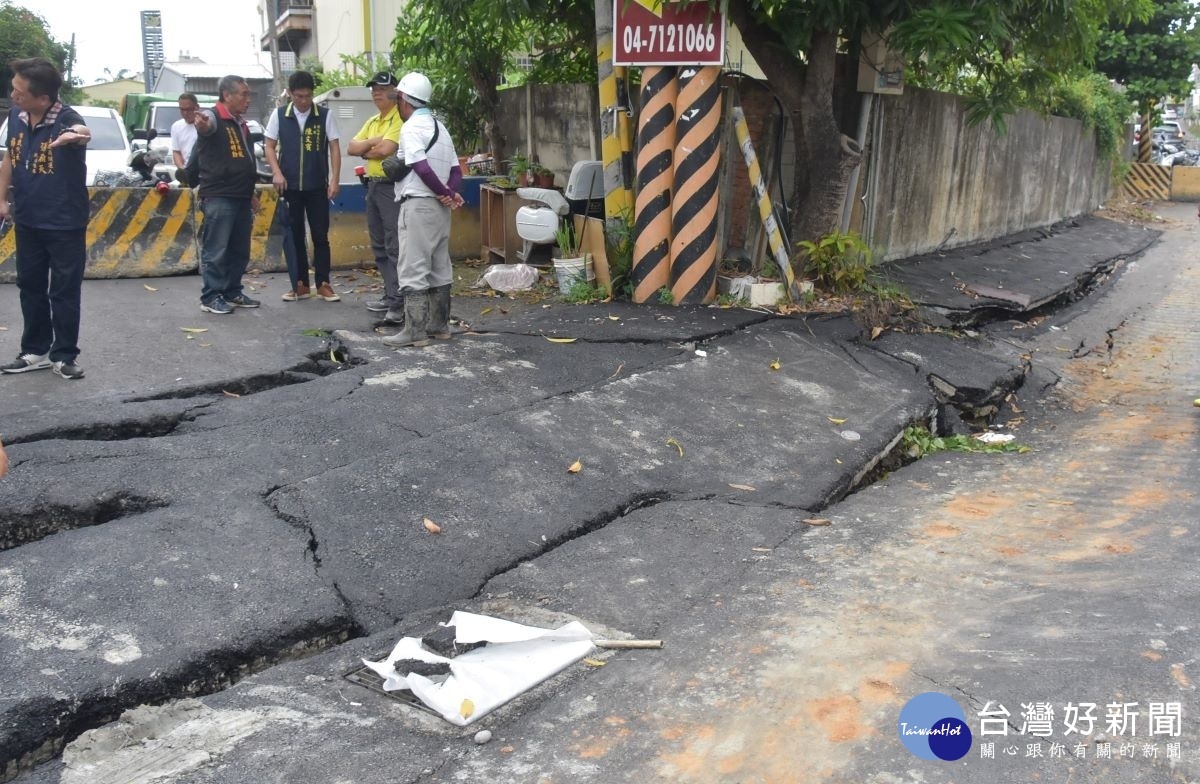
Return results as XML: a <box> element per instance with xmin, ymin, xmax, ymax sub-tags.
<box><xmin>0</xmin><ymin>210</ymin><xmax>1184</xmax><ymax>782</ymax></box>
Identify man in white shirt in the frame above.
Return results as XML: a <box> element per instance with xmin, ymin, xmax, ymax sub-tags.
<box><xmin>382</xmin><ymin>72</ymin><xmax>464</xmax><ymax>348</ymax></box>
<box><xmin>169</xmin><ymin>92</ymin><xmax>200</xmax><ymax>181</ymax></box>
<box><xmin>265</xmin><ymin>71</ymin><xmax>342</xmax><ymax>301</ymax></box>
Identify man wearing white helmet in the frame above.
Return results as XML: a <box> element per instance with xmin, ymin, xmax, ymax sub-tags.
<box><xmin>382</xmin><ymin>71</ymin><xmax>465</xmax><ymax>348</ymax></box>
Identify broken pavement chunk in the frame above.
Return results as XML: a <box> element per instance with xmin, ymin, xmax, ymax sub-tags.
<box><xmin>423</xmin><ymin>625</ymin><xmax>485</xmax><ymax>658</ymax></box>
<box><xmin>393</xmin><ymin>659</ymin><xmax>451</xmax><ymax>678</ymax></box>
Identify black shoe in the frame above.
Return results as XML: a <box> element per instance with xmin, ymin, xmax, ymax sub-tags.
<box><xmin>200</xmin><ymin>297</ymin><xmax>234</xmax><ymax>315</ymax></box>
<box><xmin>52</xmin><ymin>361</ymin><xmax>84</xmax><ymax>380</ymax></box>
<box><xmin>227</xmin><ymin>294</ymin><xmax>261</xmax><ymax>308</ymax></box>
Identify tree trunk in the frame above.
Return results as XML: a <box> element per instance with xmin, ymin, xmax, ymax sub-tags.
<box><xmin>724</xmin><ymin>3</ymin><xmax>862</xmax><ymax>275</ymax></box>
<box><xmin>793</xmin><ymin>30</ymin><xmax>861</xmax><ymax>265</ymax></box>
<box><xmin>473</xmin><ymin>72</ymin><xmax>507</xmax><ymax>166</ymax></box>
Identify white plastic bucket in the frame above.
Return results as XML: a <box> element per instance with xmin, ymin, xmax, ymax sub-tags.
<box><xmin>553</xmin><ymin>254</ymin><xmax>595</xmax><ymax>295</ymax></box>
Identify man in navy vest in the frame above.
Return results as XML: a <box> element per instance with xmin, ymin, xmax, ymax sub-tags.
<box><xmin>192</xmin><ymin>74</ymin><xmax>261</xmax><ymax>315</ymax></box>
<box><xmin>265</xmin><ymin>71</ymin><xmax>342</xmax><ymax>302</ymax></box>
<box><xmin>0</xmin><ymin>57</ymin><xmax>91</xmax><ymax>379</ymax></box>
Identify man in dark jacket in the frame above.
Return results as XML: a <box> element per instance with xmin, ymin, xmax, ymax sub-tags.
<box><xmin>0</xmin><ymin>57</ymin><xmax>91</xmax><ymax>379</ymax></box>
<box><xmin>192</xmin><ymin>74</ymin><xmax>261</xmax><ymax>314</ymax></box>
<box><xmin>265</xmin><ymin>70</ymin><xmax>342</xmax><ymax>302</ymax></box>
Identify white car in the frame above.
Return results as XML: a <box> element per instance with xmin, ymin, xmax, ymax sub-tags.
<box><xmin>0</xmin><ymin>105</ymin><xmax>132</xmax><ymax>186</ymax></box>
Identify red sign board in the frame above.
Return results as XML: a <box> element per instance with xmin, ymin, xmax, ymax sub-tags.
<box><xmin>613</xmin><ymin>0</ymin><xmax>726</xmax><ymax>66</ymax></box>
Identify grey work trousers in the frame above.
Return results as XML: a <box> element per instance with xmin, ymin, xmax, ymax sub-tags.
<box><xmin>395</xmin><ymin>196</ymin><xmax>453</xmax><ymax>292</ymax></box>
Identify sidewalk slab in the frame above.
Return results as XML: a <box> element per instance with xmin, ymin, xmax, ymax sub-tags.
<box><xmin>883</xmin><ymin>215</ymin><xmax>1159</xmax><ymax>324</ymax></box>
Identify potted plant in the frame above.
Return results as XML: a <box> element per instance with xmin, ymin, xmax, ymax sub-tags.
<box><xmin>506</xmin><ymin>153</ymin><xmax>531</xmax><ymax>187</ymax></box>
<box><xmin>533</xmin><ymin>164</ymin><xmax>555</xmax><ymax>188</ymax></box>
<box><xmin>552</xmin><ymin>220</ymin><xmax>593</xmax><ymax>295</ymax></box>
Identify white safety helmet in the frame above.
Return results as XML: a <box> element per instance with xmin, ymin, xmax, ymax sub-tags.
<box><xmin>397</xmin><ymin>72</ymin><xmax>433</xmax><ymax>105</ymax></box>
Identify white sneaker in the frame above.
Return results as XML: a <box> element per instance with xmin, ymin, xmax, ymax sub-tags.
<box><xmin>1</xmin><ymin>353</ymin><xmax>51</xmax><ymax>373</ymax></box>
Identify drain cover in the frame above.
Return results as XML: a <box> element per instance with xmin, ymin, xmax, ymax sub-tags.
<box><xmin>343</xmin><ymin>662</ymin><xmax>440</xmax><ymax>716</ymax></box>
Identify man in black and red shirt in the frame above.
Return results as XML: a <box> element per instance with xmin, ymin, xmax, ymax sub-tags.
<box><xmin>191</xmin><ymin>74</ymin><xmax>261</xmax><ymax>315</ymax></box>
<box><xmin>0</xmin><ymin>58</ymin><xmax>91</xmax><ymax>380</ymax></box>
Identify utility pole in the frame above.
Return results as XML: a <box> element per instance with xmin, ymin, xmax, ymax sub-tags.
<box><xmin>267</xmin><ymin>0</ymin><xmax>284</xmax><ymax>102</ymax></box>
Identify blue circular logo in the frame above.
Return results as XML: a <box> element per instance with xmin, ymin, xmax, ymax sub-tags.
<box><xmin>897</xmin><ymin>692</ymin><xmax>973</xmax><ymax>761</ymax></box>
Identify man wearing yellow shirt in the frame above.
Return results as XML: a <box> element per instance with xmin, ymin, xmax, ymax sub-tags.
<box><xmin>348</xmin><ymin>71</ymin><xmax>404</xmax><ymax>317</ymax></box>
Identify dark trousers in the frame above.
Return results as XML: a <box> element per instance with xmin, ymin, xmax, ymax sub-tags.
<box><xmin>365</xmin><ymin>181</ymin><xmax>402</xmax><ymax>307</ymax></box>
<box><xmin>14</xmin><ymin>225</ymin><xmax>86</xmax><ymax>363</ymax></box>
<box><xmin>283</xmin><ymin>189</ymin><xmax>331</xmax><ymax>286</ymax></box>
<box><xmin>198</xmin><ymin>197</ymin><xmax>252</xmax><ymax>305</ymax></box>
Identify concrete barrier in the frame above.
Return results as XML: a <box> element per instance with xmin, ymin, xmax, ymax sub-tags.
<box><xmin>0</xmin><ymin>180</ymin><xmax>486</xmax><ymax>283</ymax></box>
<box><xmin>1170</xmin><ymin>165</ymin><xmax>1200</xmax><ymax>201</ymax></box>
<box><xmin>1124</xmin><ymin>162</ymin><xmax>1172</xmax><ymax>202</ymax></box>
<box><xmin>0</xmin><ymin>186</ymin><xmax>291</xmax><ymax>282</ymax></box>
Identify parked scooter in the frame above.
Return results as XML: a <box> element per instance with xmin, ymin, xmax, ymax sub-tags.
<box><xmin>93</xmin><ymin>147</ymin><xmax>172</xmax><ymax>188</ymax></box>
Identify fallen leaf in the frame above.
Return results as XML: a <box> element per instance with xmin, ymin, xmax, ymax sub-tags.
<box><xmin>480</xmin><ymin>307</ymin><xmax>493</xmax><ymax>315</ymax></box>
<box><xmin>802</xmin><ymin>518</ymin><xmax>832</xmax><ymax>526</ymax></box>
<box><xmin>499</xmin><ymin>745</ymin><xmax>514</xmax><ymax>754</ymax></box>
<box><xmin>460</xmin><ymin>699</ymin><xmax>475</xmax><ymax>719</ymax></box>
<box><xmin>180</xmin><ymin>327</ymin><xmax>208</xmax><ymax>333</ymax></box>
<box><xmin>827</xmin><ymin>416</ymin><xmax>847</xmax><ymax>425</ymax></box>
<box><xmin>222</xmin><ymin>390</ymin><xmax>241</xmax><ymax>398</ymax></box>
<box><xmin>143</xmin><ymin>284</ymin><xmax>158</xmax><ymax>292</ymax></box>
<box><xmin>666</xmin><ymin>437</ymin><xmax>684</xmax><ymax>457</ymax></box>
<box><xmin>835</xmin><ymin>458</ymin><xmax>843</xmax><ymax>464</ymax></box>
<box><xmin>870</xmin><ymin>326</ymin><xmax>884</xmax><ymax>340</ymax></box>
<box><xmin>751</xmin><ymin>547</ymin><xmax>772</xmax><ymax>552</ymax></box>
<box><xmin>769</xmin><ymin>359</ymin><xmax>781</xmax><ymax>370</ymax></box>
<box><xmin>583</xmin><ymin>658</ymin><xmax>607</xmax><ymax>667</ymax></box>
<box><xmin>728</xmin><ymin>483</ymin><xmax>756</xmax><ymax>491</ymax></box>
<box><xmin>186</xmin><ymin>335</ymin><xmax>194</xmax><ymax>340</ymax></box>
<box><xmin>545</xmin><ymin>336</ymin><xmax>577</xmax><ymax>344</ymax></box>
<box><xmin>609</xmin><ymin>363</ymin><xmax>624</xmax><ymax>379</ymax></box>
<box><xmin>423</xmin><ymin>517</ymin><xmax>442</xmax><ymax>534</ymax></box>
<box><xmin>567</xmin><ymin>460</ymin><xmax>583</xmax><ymax>474</ymax></box>
<box><xmin>607</xmin><ymin>315</ymin><xmax>620</xmax><ymax>321</ymax></box>
<box><xmin>1047</xmin><ymin>500</ymin><xmax>1075</xmax><ymax>506</ymax></box>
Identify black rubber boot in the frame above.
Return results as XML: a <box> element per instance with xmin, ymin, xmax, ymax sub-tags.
<box><xmin>427</xmin><ymin>284</ymin><xmax>452</xmax><ymax>340</ymax></box>
<box><xmin>382</xmin><ymin>290</ymin><xmax>431</xmax><ymax>348</ymax></box>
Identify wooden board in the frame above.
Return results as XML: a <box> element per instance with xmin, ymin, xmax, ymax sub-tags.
<box><xmin>574</xmin><ymin>215</ymin><xmax>611</xmax><ymax>291</ymax></box>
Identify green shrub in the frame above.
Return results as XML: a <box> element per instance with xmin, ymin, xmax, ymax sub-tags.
<box><xmin>797</xmin><ymin>231</ymin><xmax>874</xmax><ymax>294</ymax></box>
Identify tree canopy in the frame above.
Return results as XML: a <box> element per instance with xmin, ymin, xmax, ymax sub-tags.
<box><xmin>0</xmin><ymin>1</ymin><xmax>75</xmax><ymax>98</ymax></box>
<box><xmin>714</xmin><ymin>0</ymin><xmax>1149</xmax><ymax>252</ymax></box>
<box><xmin>1095</xmin><ymin>0</ymin><xmax>1200</xmax><ymax>110</ymax></box>
<box><xmin>391</xmin><ymin>0</ymin><xmax>594</xmax><ymax>161</ymax></box>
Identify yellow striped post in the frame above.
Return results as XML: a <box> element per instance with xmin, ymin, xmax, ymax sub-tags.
<box><xmin>669</xmin><ymin>66</ymin><xmax>722</xmax><ymax>304</ymax></box>
<box><xmin>596</xmin><ymin>13</ymin><xmax>634</xmax><ymax>222</ymax></box>
<box><xmin>632</xmin><ymin>66</ymin><xmax>678</xmax><ymax>303</ymax></box>
<box><xmin>1138</xmin><ymin>111</ymin><xmax>1152</xmax><ymax>164</ymax></box>
<box><xmin>732</xmin><ymin>106</ymin><xmax>798</xmax><ymax>301</ymax></box>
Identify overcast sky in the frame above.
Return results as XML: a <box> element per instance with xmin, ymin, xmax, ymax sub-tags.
<box><xmin>27</xmin><ymin>1</ymin><xmax>267</xmax><ymax>84</ymax></box>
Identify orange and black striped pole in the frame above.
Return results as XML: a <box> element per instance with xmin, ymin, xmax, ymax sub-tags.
<box><xmin>669</xmin><ymin>66</ymin><xmax>722</xmax><ymax>304</ymax></box>
<box><xmin>631</xmin><ymin>66</ymin><xmax>678</xmax><ymax>303</ymax></box>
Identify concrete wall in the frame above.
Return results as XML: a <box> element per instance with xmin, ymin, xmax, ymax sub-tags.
<box><xmin>496</xmin><ymin>85</ymin><xmax>600</xmax><ymax>186</ymax></box>
<box><xmin>865</xmin><ymin>87</ymin><xmax>1110</xmax><ymax>261</ymax></box>
<box><xmin>495</xmin><ymin>83</ymin><xmax>1109</xmax><ymax>263</ymax></box>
